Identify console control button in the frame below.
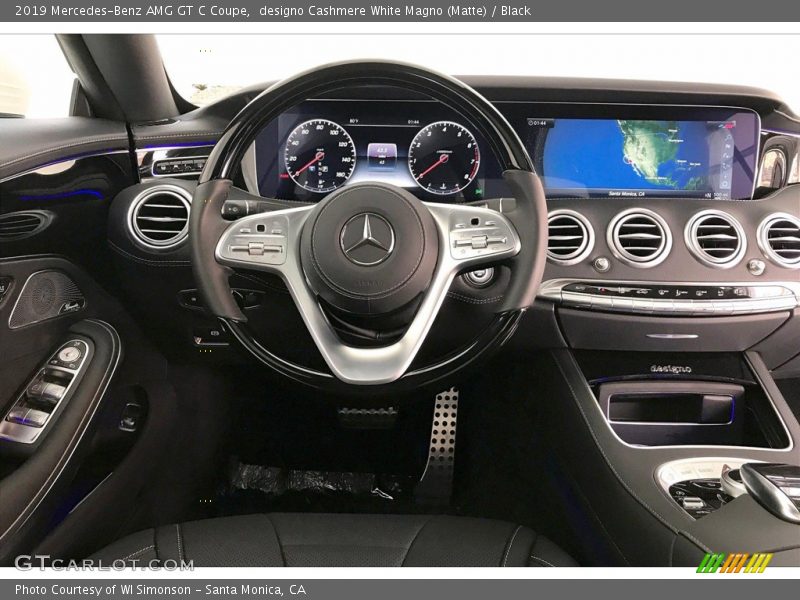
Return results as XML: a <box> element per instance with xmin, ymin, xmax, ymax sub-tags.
<box><xmin>463</xmin><ymin>267</ymin><xmax>495</xmax><ymax>288</ymax></box>
<box><xmin>58</xmin><ymin>347</ymin><xmax>82</xmax><ymax>364</ymax></box>
<box><xmin>22</xmin><ymin>410</ymin><xmax>49</xmax><ymax>428</ymax></box>
<box><xmin>681</xmin><ymin>496</ymin><xmax>705</xmax><ymax>510</ymax></box>
<box><xmin>40</xmin><ymin>382</ymin><xmax>67</xmax><ymax>404</ymax></box>
<box><xmin>554</xmin><ymin>282</ymin><xmax>797</xmax><ymax>316</ymax></box>
<box><xmin>49</xmin><ymin>341</ymin><xmax>87</xmax><ymax>370</ymax></box>
<box><xmin>0</xmin><ymin>276</ymin><xmax>12</xmax><ymax>301</ymax></box>
<box><xmin>6</xmin><ymin>407</ymin><xmax>29</xmax><ymax>424</ymax></box>
<box><xmin>26</xmin><ymin>375</ymin><xmax>47</xmax><ymax>399</ymax></box>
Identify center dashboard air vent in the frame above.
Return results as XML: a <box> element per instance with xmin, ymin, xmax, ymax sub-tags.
<box><xmin>685</xmin><ymin>210</ymin><xmax>746</xmax><ymax>268</ymax></box>
<box><xmin>608</xmin><ymin>208</ymin><xmax>672</xmax><ymax>268</ymax></box>
<box><xmin>547</xmin><ymin>210</ymin><xmax>594</xmax><ymax>265</ymax></box>
<box><xmin>128</xmin><ymin>185</ymin><xmax>191</xmax><ymax>249</ymax></box>
<box><xmin>758</xmin><ymin>213</ymin><xmax>800</xmax><ymax>269</ymax></box>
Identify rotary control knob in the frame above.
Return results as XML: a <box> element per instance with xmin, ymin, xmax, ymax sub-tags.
<box><xmin>58</xmin><ymin>347</ymin><xmax>82</xmax><ymax>363</ymax></box>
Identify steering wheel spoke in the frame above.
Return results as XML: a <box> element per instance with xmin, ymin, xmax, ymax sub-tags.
<box><xmin>425</xmin><ymin>202</ymin><xmax>521</xmax><ymax>270</ymax></box>
<box><xmin>215</xmin><ymin>204</ymin><xmax>313</xmax><ymax>273</ymax></box>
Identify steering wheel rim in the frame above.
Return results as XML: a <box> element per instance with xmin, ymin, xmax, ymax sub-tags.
<box><xmin>190</xmin><ymin>60</ymin><xmax>548</xmax><ymax>392</ymax></box>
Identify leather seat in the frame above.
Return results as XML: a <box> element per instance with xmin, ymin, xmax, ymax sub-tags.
<box><xmin>91</xmin><ymin>513</ymin><xmax>577</xmax><ymax>567</ymax></box>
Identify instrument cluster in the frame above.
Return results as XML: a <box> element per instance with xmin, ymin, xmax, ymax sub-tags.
<box><xmin>249</xmin><ymin>99</ymin><xmax>503</xmax><ymax>203</ymax></box>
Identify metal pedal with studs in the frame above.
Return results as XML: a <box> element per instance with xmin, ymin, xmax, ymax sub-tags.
<box><xmin>414</xmin><ymin>387</ymin><xmax>458</xmax><ymax>506</ymax></box>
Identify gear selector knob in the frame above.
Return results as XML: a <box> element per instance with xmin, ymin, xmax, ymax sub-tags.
<box><xmin>740</xmin><ymin>463</ymin><xmax>800</xmax><ymax>524</ymax></box>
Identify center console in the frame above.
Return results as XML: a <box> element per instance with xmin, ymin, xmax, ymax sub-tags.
<box><xmin>536</xmin><ymin>347</ymin><xmax>800</xmax><ymax>566</ymax></box>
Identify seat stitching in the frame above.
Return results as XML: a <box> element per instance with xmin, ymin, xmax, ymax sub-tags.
<box><xmin>176</xmin><ymin>524</ymin><xmax>184</xmax><ymax>562</ymax></box>
<box><xmin>500</xmin><ymin>525</ymin><xmax>523</xmax><ymax>567</ymax></box>
<box><xmin>121</xmin><ymin>545</ymin><xmax>155</xmax><ymax>561</ymax></box>
<box><xmin>153</xmin><ymin>528</ymin><xmax>160</xmax><ymax>562</ymax></box>
<box><xmin>530</xmin><ymin>556</ymin><xmax>556</xmax><ymax>567</ymax></box>
<box><xmin>400</xmin><ymin>516</ymin><xmax>434</xmax><ymax>567</ymax></box>
<box><xmin>264</xmin><ymin>514</ymin><xmax>287</xmax><ymax>566</ymax></box>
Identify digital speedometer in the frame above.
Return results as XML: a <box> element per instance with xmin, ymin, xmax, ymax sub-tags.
<box><xmin>284</xmin><ymin>119</ymin><xmax>356</xmax><ymax>193</ymax></box>
<box><xmin>408</xmin><ymin>121</ymin><xmax>480</xmax><ymax>195</ymax></box>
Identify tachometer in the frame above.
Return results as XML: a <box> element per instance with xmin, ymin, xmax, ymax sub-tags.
<box><xmin>408</xmin><ymin>121</ymin><xmax>480</xmax><ymax>195</ymax></box>
<box><xmin>284</xmin><ymin>119</ymin><xmax>356</xmax><ymax>193</ymax></box>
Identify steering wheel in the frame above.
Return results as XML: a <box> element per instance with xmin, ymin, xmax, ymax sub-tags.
<box><xmin>190</xmin><ymin>61</ymin><xmax>547</xmax><ymax>392</ymax></box>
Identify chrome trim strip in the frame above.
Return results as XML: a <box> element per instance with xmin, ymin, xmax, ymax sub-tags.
<box><xmin>539</xmin><ymin>278</ymin><xmax>800</xmax><ymax>316</ymax></box>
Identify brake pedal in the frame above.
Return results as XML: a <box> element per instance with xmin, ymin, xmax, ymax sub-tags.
<box><xmin>414</xmin><ymin>387</ymin><xmax>458</xmax><ymax>506</ymax></box>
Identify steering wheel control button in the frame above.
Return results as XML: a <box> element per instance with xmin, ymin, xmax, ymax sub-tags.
<box><xmin>463</xmin><ymin>267</ymin><xmax>495</xmax><ymax>288</ymax></box>
<box><xmin>449</xmin><ymin>215</ymin><xmax>516</xmax><ymax>261</ymax></box>
<box><xmin>219</xmin><ymin>215</ymin><xmax>289</xmax><ymax>267</ymax></box>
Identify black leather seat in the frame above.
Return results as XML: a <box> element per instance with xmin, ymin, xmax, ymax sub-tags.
<box><xmin>91</xmin><ymin>513</ymin><xmax>577</xmax><ymax>567</ymax></box>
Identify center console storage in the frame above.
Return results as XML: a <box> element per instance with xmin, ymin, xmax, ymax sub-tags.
<box><xmin>575</xmin><ymin>351</ymin><xmax>791</xmax><ymax>449</ymax></box>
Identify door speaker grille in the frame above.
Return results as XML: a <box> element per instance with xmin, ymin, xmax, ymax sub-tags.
<box><xmin>9</xmin><ymin>270</ymin><xmax>85</xmax><ymax>329</ymax></box>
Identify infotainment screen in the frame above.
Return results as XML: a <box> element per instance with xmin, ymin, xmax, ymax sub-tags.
<box><xmin>521</xmin><ymin>109</ymin><xmax>760</xmax><ymax>200</ymax></box>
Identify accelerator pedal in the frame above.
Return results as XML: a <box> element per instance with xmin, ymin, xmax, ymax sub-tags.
<box><xmin>414</xmin><ymin>387</ymin><xmax>459</xmax><ymax>506</ymax></box>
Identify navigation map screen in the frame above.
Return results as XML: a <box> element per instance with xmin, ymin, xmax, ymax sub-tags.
<box><xmin>524</xmin><ymin>110</ymin><xmax>760</xmax><ymax>200</ymax></box>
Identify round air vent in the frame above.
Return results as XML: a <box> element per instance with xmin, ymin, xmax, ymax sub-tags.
<box><xmin>128</xmin><ymin>185</ymin><xmax>191</xmax><ymax>249</ymax></box>
<box><xmin>758</xmin><ymin>213</ymin><xmax>800</xmax><ymax>269</ymax></box>
<box><xmin>547</xmin><ymin>209</ymin><xmax>594</xmax><ymax>265</ymax></box>
<box><xmin>607</xmin><ymin>208</ymin><xmax>672</xmax><ymax>268</ymax></box>
<box><xmin>685</xmin><ymin>210</ymin><xmax>746</xmax><ymax>269</ymax></box>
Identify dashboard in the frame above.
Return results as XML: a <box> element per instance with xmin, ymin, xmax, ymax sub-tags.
<box><xmin>103</xmin><ymin>76</ymin><xmax>800</xmax><ymax>375</ymax></box>
<box><xmin>244</xmin><ymin>98</ymin><xmax>762</xmax><ymax>204</ymax></box>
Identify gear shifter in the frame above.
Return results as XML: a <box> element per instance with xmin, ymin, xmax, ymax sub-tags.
<box><xmin>740</xmin><ymin>463</ymin><xmax>800</xmax><ymax>524</ymax></box>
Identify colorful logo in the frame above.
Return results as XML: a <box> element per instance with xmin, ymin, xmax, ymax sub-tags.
<box><xmin>697</xmin><ymin>553</ymin><xmax>773</xmax><ymax>573</ymax></box>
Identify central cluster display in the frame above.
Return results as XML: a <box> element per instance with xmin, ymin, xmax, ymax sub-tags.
<box><xmin>281</xmin><ymin>118</ymin><xmax>480</xmax><ymax>196</ymax></box>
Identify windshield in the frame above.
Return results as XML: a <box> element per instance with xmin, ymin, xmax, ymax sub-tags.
<box><xmin>158</xmin><ymin>34</ymin><xmax>800</xmax><ymax>112</ymax></box>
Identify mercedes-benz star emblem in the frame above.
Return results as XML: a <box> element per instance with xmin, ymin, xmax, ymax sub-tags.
<box><xmin>340</xmin><ymin>213</ymin><xmax>396</xmax><ymax>266</ymax></box>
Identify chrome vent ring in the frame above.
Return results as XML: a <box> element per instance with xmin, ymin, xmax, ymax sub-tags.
<box><xmin>758</xmin><ymin>213</ymin><xmax>800</xmax><ymax>269</ymax></box>
<box><xmin>607</xmin><ymin>208</ymin><xmax>672</xmax><ymax>268</ymax></box>
<box><xmin>128</xmin><ymin>185</ymin><xmax>192</xmax><ymax>250</ymax></box>
<box><xmin>547</xmin><ymin>210</ymin><xmax>594</xmax><ymax>265</ymax></box>
<box><xmin>685</xmin><ymin>209</ymin><xmax>746</xmax><ymax>269</ymax></box>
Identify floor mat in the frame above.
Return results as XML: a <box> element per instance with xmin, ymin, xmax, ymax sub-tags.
<box><xmin>215</xmin><ymin>460</ymin><xmax>421</xmax><ymax>516</ymax></box>
<box><xmin>212</xmin><ymin>376</ymin><xmax>436</xmax><ymax>516</ymax></box>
